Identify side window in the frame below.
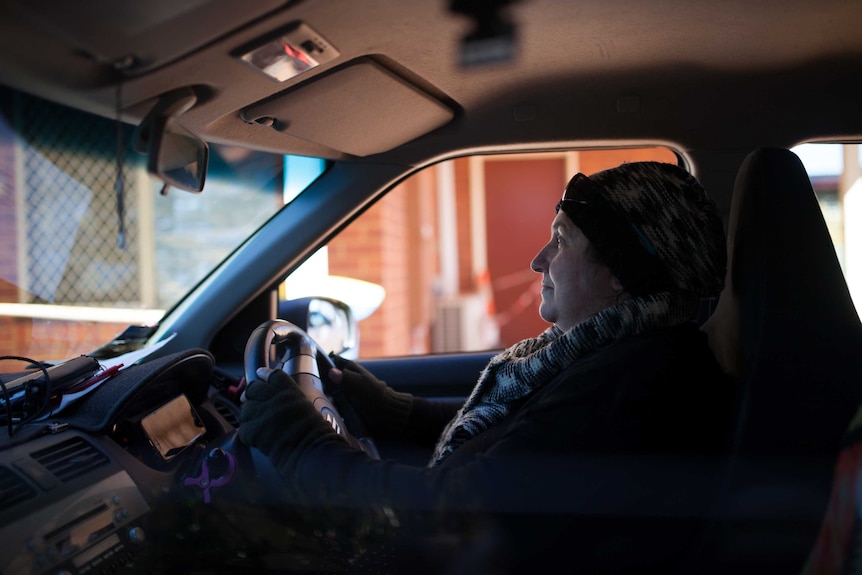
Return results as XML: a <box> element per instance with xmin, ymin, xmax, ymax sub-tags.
<box><xmin>310</xmin><ymin>148</ymin><xmax>679</xmax><ymax>359</ymax></box>
<box><xmin>793</xmin><ymin>143</ymin><xmax>862</xmax><ymax>318</ymax></box>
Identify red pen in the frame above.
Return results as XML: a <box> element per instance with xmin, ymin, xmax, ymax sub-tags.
<box><xmin>65</xmin><ymin>363</ymin><xmax>124</xmax><ymax>394</ymax></box>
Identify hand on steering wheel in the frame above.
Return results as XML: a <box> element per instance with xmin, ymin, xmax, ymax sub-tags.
<box><xmin>239</xmin><ymin>365</ymin><xmax>340</xmax><ymax>467</ymax></box>
<box><xmin>241</xmin><ymin>319</ymin><xmax>379</xmax><ymax>460</ymax></box>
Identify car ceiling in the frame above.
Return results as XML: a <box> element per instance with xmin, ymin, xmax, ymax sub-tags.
<box><xmin>1</xmin><ymin>0</ymin><xmax>862</xmax><ymax>167</ymax></box>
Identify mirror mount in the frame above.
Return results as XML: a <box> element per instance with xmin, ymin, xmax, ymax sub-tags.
<box><xmin>133</xmin><ymin>87</ymin><xmax>209</xmax><ymax>193</ymax></box>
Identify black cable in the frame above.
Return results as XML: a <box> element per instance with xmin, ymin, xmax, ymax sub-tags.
<box><xmin>115</xmin><ymin>81</ymin><xmax>126</xmax><ymax>249</ymax></box>
<box><xmin>0</xmin><ymin>356</ymin><xmax>51</xmax><ymax>436</ymax></box>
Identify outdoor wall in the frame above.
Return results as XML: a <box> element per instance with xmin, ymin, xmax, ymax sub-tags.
<box><xmin>482</xmin><ymin>148</ymin><xmax>678</xmax><ymax>345</ymax></box>
<box><xmin>484</xmin><ymin>156</ymin><xmax>567</xmax><ymax>345</ymax></box>
<box><xmin>329</xmin><ymin>147</ymin><xmax>680</xmax><ymax>358</ymax></box>
<box><xmin>0</xmin><ymin>146</ymin><xmax>681</xmax><ymax>363</ymax></box>
<box><xmin>454</xmin><ymin>157</ymin><xmax>475</xmax><ymax>294</ymax></box>
<box><xmin>328</xmin><ymin>169</ymin><xmax>439</xmax><ymax>357</ymax></box>
<box><xmin>0</xmin><ymin>317</ymin><xmax>126</xmax><ymax>363</ymax></box>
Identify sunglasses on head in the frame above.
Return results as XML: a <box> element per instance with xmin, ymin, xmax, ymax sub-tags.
<box><xmin>557</xmin><ymin>172</ymin><xmax>657</xmax><ymax>257</ymax></box>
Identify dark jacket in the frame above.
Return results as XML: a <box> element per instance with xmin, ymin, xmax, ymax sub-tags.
<box><xmin>298</xmin><ymin>323</ymin><xmax>736</xmax><ymax>573</ymax></box>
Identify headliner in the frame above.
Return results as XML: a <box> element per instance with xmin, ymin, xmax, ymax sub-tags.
<box><xmin>1</xmin><ymin>0</ymin><xmax>861</xmax><ymax>165</ymax></box>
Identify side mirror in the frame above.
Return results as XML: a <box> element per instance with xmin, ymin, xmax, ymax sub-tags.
<box><xmin>133</xmin><ymin>87</ymin><xmax>209</xmax><ymax>193</ymax></box>
<box><xmin>278</xmin><ymin>297</ymin><xmax>359</xmax><ymax>358</ymax></box>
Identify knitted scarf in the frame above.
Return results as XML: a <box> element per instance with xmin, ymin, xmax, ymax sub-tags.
<box><xmin>428</xmin><ymin>291</ymin><xmax>698</xmax><ymax>467</ymax></box>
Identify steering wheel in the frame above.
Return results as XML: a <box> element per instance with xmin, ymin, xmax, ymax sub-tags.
<box><xmin>242</xmin><ymin>319</ymin><xmax>379</xmax><ymax>460</ymax></box>
<box><xmin>166</xmin><ymin>319</ymin><xmax>379</xmax><ymax>571</ymax></box>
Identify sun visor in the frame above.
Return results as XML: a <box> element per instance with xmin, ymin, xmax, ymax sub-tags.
<box><xmin>240</xmin><ymin>59</ymin><xmax>455</xmax><ymax>157</ymax></box>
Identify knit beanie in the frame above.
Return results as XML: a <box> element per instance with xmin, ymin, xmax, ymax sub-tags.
<box><xmin>557</xmin><ymin>162</ymin><xmax>726</xmax><ymax>297</ymax></box>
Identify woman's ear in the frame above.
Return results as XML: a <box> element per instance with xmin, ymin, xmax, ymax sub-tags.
<box><xmin>611</xmin><ymin>274</ymin><xmax>625</xmax><ymax>293</ymax></box>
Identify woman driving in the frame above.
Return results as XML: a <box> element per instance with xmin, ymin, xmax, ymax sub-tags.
<box><xmin>239</xmin><ymin>161</ymin><xmax>735</xmax><ymax>573</ymax></box>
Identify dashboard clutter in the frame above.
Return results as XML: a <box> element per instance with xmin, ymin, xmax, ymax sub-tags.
<box><xmin>0</xmin><ymin>355</ymin><xmax>100</xmax><ymax>435</ymax></box>
<box><xmin>0</xmin><ymin>348</ymin><xmax>215</xmax><ymax>450</ymax></box>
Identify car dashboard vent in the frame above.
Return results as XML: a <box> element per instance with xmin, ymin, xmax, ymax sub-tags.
<box><xmin>31</xmin><ymin>437</ymin><xmax>109</xmax><ymax>483</ymax></box>
<box><xmin>212</xmin><ymin>396</ymin><xmax>240</xmax><ymax>429</ymax></box>
<box><xmin>0</xmin><ymin>466</ymin><xmax>37</xmax><ymax>512</ymax></box>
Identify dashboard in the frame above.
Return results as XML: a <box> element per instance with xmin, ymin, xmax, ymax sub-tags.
<box><xmin>0</xmin><ymin>349</ymin><xmax>245</xmax><ymax>575</ymax></box>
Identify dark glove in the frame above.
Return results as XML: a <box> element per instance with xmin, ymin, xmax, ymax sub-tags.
<box><xmin>330</xmin><ymin>355</ymin><xmax>413</xmax><ymax>437</ymax></box>
<box><xmin>239</xmin><ymin>367</ymin><xmax>344</xmax><ymax>479</ymax></box>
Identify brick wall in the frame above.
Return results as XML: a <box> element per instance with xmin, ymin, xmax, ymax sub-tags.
<box><xmin>328</xmin><ymin>149</ymin><xmax>679</xmax><ymax>358</ymax></box>
<box><xmin>0</xmin><ymin>316</ymin><xmax>127</xmax><ymax>364</ymax></box>
<box><xmin>454</xmin><ymin>158</ymin><xmax>475</xmax><ymax>293</ymax></box>
<box><xmin>406</xmin><ymin>167</ymin><xmax>440</xmax><ymax>354</ymax></box>
<box><xmin>328</xmin><ymin>168</ymin><xmax>440</xmax><ymax>358</ymax></box>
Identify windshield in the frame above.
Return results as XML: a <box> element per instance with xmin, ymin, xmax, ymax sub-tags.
<box><xmin>0</xmin><ymin>87</ymin><xmax>326</xmax><ymax>362</ymax></box>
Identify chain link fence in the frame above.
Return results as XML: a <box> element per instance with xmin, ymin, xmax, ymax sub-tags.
<box><xmin>9</xmin><ymin>91</ymin><xmax>144</xmax><ymax>306</ymax></box>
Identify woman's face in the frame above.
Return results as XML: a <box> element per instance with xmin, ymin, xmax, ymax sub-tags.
<box><xmin>530</xmin><ymin>211</ymin><xmax>626</xmax><ymax>331</ymax></box>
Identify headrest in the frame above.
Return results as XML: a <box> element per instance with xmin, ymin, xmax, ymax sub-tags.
<box><xmin>703</xmin><ymin>147</ymin><xmax>862</xmax><ymax>455</ymax></box>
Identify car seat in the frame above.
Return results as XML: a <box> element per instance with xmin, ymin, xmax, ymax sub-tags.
<box><xmin>693</xmin><ymin>147</ymin><xmax>862</xmax><ymax>573</ymax></box>
<box><xmin>803</xmin><ymin>403</ymin><xmax>862</xmax><ymax>574</ymax></box>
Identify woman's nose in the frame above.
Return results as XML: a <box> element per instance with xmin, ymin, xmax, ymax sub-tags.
<box><xmin>531</xmin><ymin>244</ymin><xmax>547</xmax><ymax>273</ymax></box>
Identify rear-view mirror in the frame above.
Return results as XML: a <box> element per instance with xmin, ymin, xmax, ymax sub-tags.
<box><xmin>133</xmin><ymin>87</ymin><xmax>209</xmax><ymax>194</ymax></box>
<box><xmin>147</xmin><ymin>116</ymin><xmax>208</xmax><ymax>193</ymax></box>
